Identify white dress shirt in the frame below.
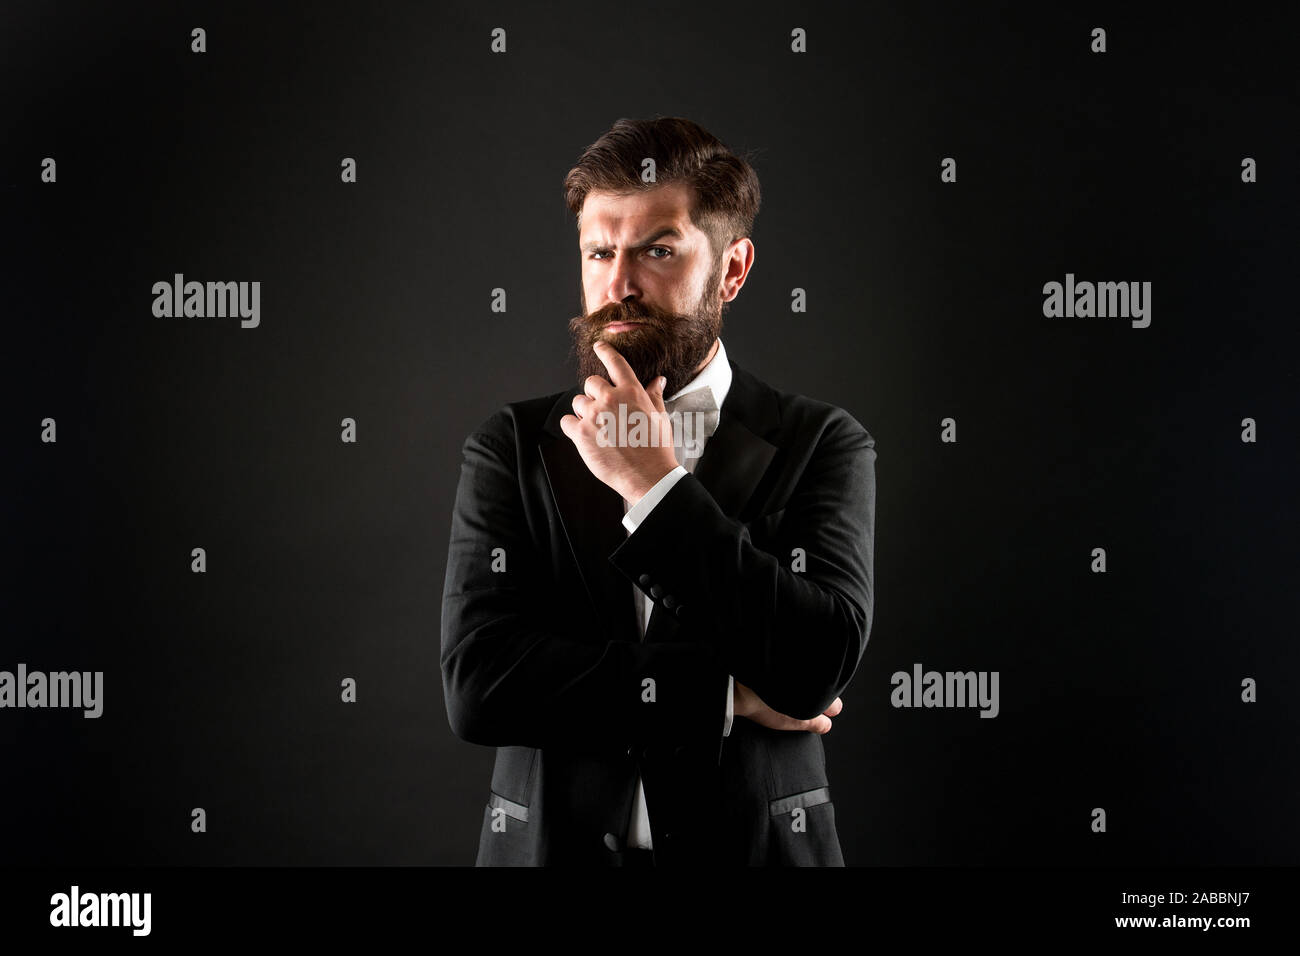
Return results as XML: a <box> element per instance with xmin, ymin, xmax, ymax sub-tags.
<box><xmin>619</xmin><ymin>337</ymin><xmax>734</xmax><ymax>850</ymax></box>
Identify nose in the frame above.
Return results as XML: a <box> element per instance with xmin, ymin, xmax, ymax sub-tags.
<box><xmin>604</xmin><ymin>251</ymin><xmax>641</xmax><ymax>305</ymax></box>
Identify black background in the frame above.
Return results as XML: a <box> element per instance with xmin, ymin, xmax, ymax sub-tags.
<box><xmin>3</xmin><ymin>1</ymin><xmax>1297</xmax><ymax>866</ymax></box>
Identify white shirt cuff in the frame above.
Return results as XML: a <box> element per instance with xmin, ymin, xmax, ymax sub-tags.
<box><xmin>621</xmin><ymin>466</ymin><xmax>688</xmax><ymax>534</ymax></box>
<box><xmin>723</xmin><ymin>674</ymin><xmax>734</xmax><ymax>737</ymax></box>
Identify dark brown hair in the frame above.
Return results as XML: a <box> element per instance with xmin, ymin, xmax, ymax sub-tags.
<box><xmin>563</xmin><ymin>116</ymin><xmax>761</xmax><ymax>263</ymax></box>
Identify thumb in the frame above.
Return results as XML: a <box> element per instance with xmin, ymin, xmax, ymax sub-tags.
<box><xmin>648</xmin><ymin>375</ymin><xmax>667</xmax><ymax>412</ymax></box>
<box><xmin>810</xmin><ymin>715</ymin><xmax>832</xmax><ymax>734</ymax></box>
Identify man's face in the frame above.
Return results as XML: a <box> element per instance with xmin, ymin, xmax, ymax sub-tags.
<box><xmin>568</xmin><ymin>183</ymin><xmax>730</xmax><ymax>399</ymax></box>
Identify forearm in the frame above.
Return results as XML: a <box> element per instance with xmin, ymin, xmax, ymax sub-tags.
<box><xmin>440</xmin><ymin>423</ymin><xmax>729</xmax><ymax>751</ymax></box>
<box><xmin>609</xmin><ymin>430</ymin><xmax>876</xmax><ymax>720</ymax></box>
<box><xmin>441</xmin><ymin>593</ymin><xmax>728</xmax><ymax>750</ymax></box>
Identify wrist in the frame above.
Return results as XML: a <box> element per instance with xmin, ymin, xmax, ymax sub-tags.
<box><xmin>624</xmin><ymin>461</ymin><xmax>677</xmax><ymax>503</ymax></box>
<box><xmin>733</xmin><ymin>681</ymin><xmax>754</xmax><ymax>718</ymax></box>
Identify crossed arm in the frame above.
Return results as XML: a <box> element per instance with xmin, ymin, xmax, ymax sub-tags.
<box><xmin>439</xmin><ymin>403</ymin><xmax>876</xmax><ymax>753</ymax></box>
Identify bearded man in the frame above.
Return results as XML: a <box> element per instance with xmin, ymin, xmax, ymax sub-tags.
<box><xmin>440</xmin><ymin>116</ymin><xmax>877</xmax><ymax>866</ymax></box>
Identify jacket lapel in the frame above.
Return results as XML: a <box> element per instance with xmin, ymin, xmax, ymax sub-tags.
<box><xmin>690</xmin><ymin>367</ymin><xmax>780</xmax><ymax>522</ymax></box>
<box><xmin>644</xmin><ymin>360</ymin><xmax>781</xmax><ymax>643</ymax></box>
<box><xmin>538</xmin><ymin>424</ymin><xmax>640</xmax><ymax>644</ymax></box>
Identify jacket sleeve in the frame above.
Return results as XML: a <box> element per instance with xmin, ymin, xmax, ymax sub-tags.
<box><xmin>440</xmin><ymin>410</ymin><xmax>729</xmax><ymax>753</ymax></box>
<box><xmin>608</xmin><ymin>410</ymin><xmax>876</xmax><ymax>721</ymax></box>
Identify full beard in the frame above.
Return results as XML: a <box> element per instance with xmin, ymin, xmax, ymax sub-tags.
<box><xmin>567</xmin><ymin>278</ymin><xmax>724</xmax><ymax>399</ymax></box>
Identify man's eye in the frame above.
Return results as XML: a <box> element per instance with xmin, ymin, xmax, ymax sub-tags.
<box><xmin>589</xmin><ymin>248</ymin><xmax>671</xmax><ymax>261</ymax></box>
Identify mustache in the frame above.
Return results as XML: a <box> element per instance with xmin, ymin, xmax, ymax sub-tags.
<box><xmin>567</xmin><ymin>299</ymin><xmax>681</xmax><ymax>338</ymax></box>
<box><xmin>566</xmin><ymin>293</ymin><xmax>723</xmax><ymax>398</ymax></box>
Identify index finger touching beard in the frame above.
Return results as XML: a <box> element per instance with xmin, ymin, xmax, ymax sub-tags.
<box><xmin>567</xmin><ymin>300</ymin><xmax>719</xmax><ymax>398</ymax></box>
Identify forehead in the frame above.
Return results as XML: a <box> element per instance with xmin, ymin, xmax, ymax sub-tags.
<box><xmin>579</xmin><ymin>183</ymin><xmax>701</xmax><ymax>240</ymax></box>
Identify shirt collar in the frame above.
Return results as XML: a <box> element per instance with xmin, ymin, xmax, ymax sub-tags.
<box><xmin>665</xmin><ymin>337</ymin><xmax>731</xmax><ymax>409</ymax></box>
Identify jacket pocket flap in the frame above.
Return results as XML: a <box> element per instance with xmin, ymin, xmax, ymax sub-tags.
<box><xmin>488</xmin><ymin>790</ymin><xmax>530</xmax><ymax>823</ymax></box>
<box><xmin>769</xmin><ymin>786</ymin><xmax>831</xmax><ymax>816</ymax></box>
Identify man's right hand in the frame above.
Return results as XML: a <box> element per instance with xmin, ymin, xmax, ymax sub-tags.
<box><xmin>735</xmin><ymin>681</ymin><xmax>843</xmax><ymax>734</ymax></box>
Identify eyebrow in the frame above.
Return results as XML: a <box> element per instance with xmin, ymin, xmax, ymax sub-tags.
<box><xmin>581</xmin><ymin>226</ymin><xmax>684</xmax><ymax>254</ymax></box>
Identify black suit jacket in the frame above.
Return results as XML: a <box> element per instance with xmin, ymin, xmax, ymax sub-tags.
<box><xmin>440</xmin><ymin>353</ymin><xmax>877</xmax><ymax>865</ymax></box>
